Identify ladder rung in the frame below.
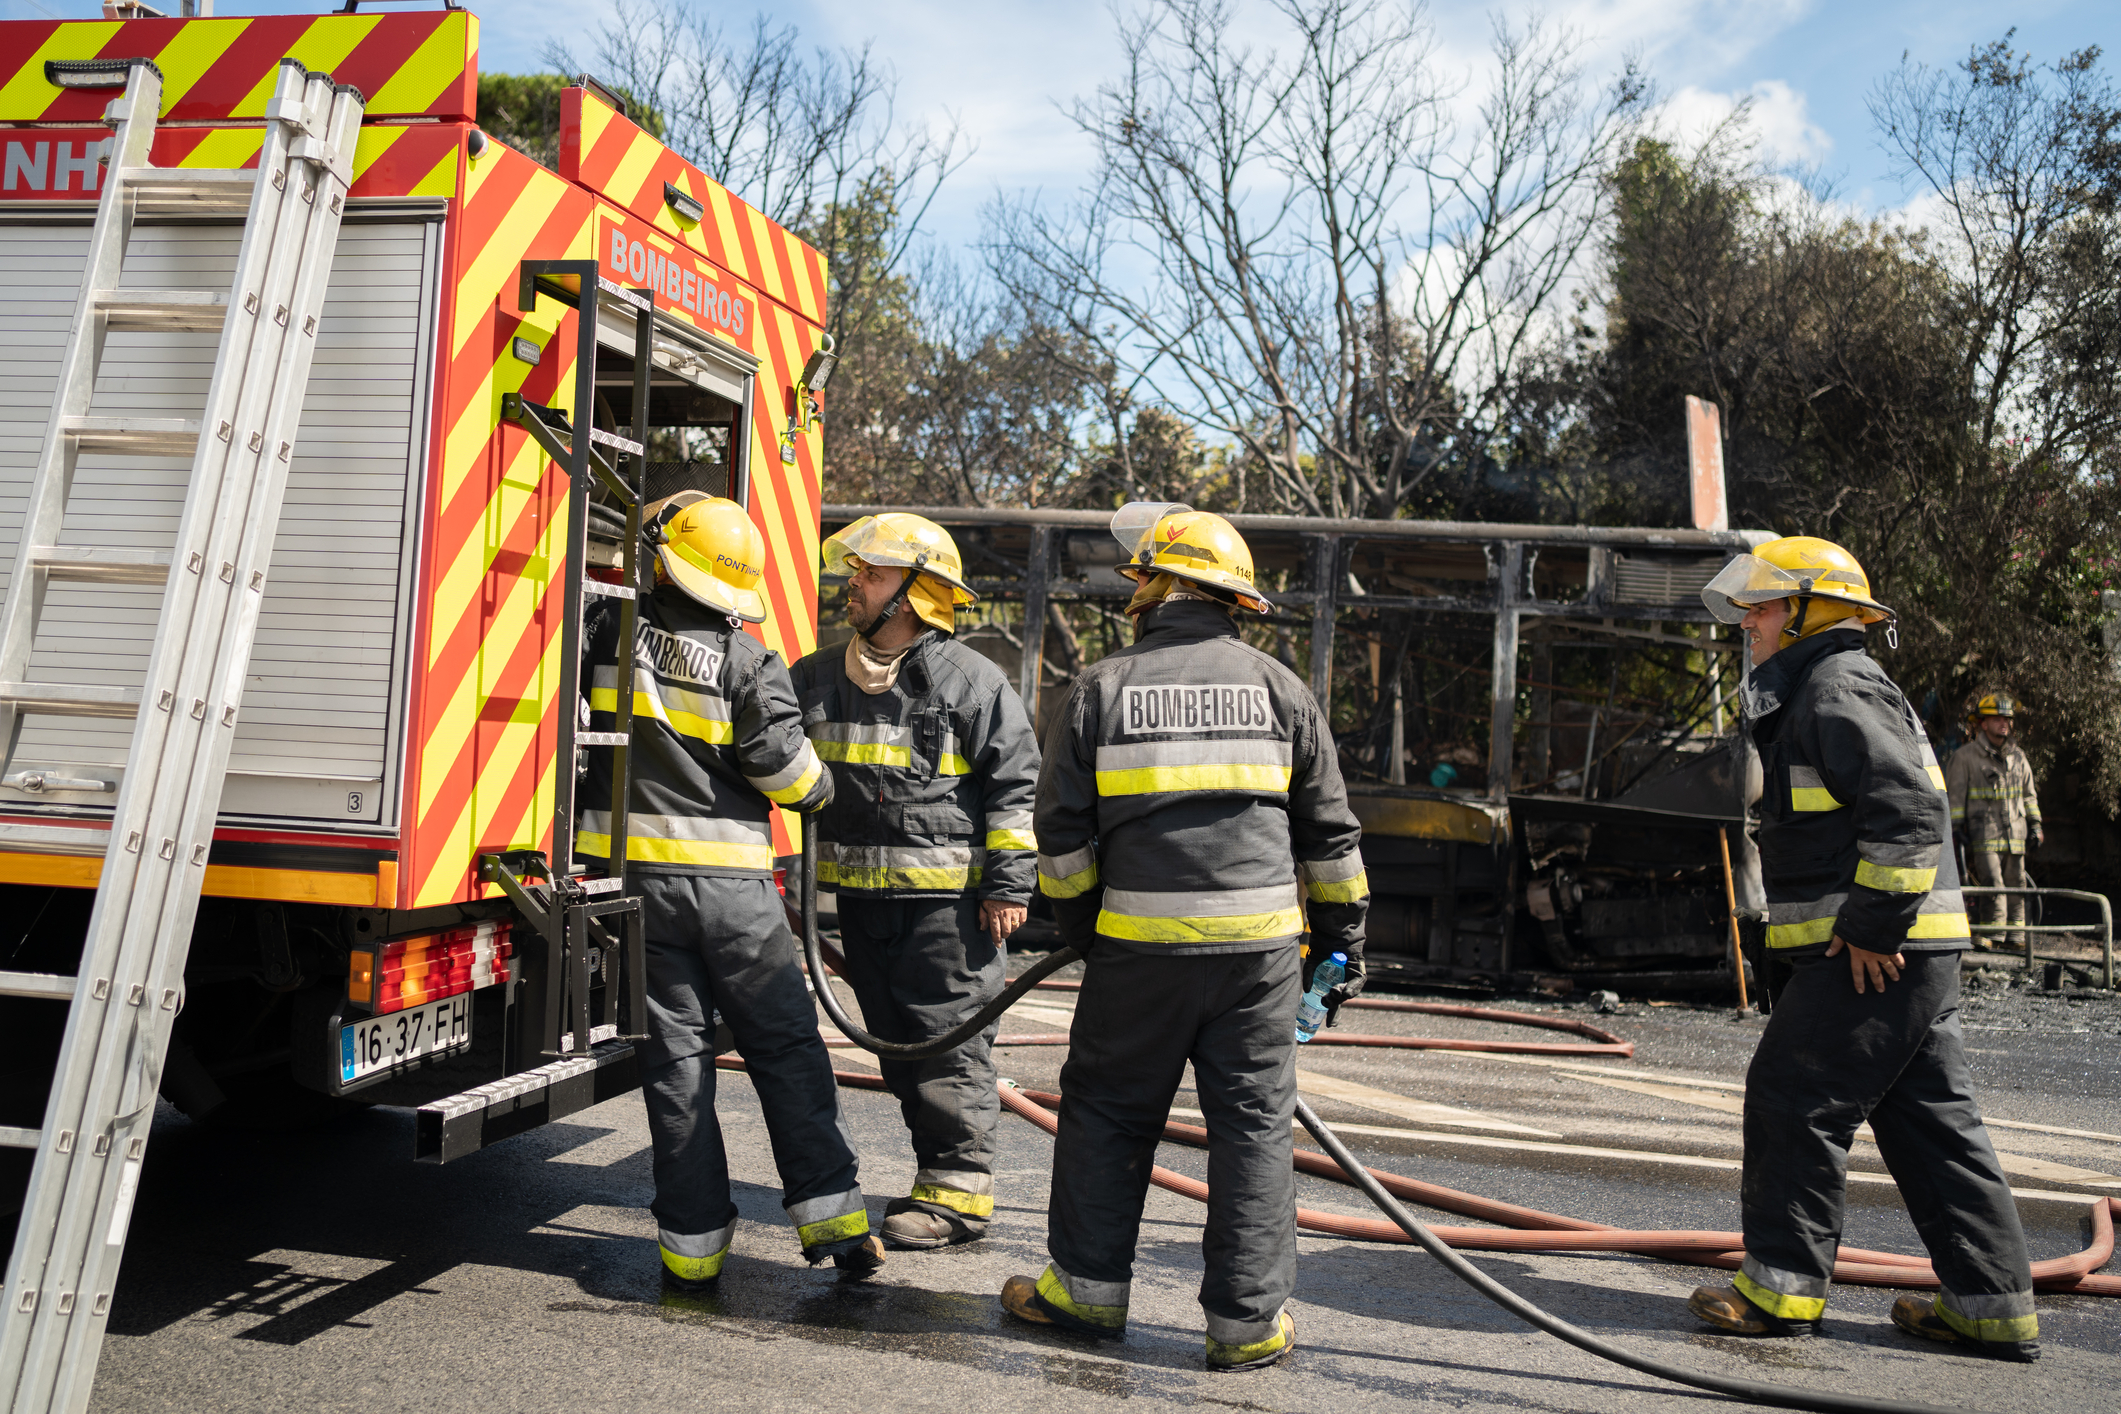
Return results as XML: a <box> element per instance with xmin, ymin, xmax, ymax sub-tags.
<box><xmin>63</xmin><ymin>416</ymin><xmax>200</xmax><ymax>459</ymax></box>
<box><xmin>123</xmin><ymin>166</ymin><xmax>257</xmax><ymax>213</ymax></box>
<box><xmin>577</xmin><ymin>732</ymin><xmax>630</xmax><ymax>747</ymax></box>
<box><xmin>0</xmin><ymin>822</ymin><xmax>113</xmax><ymax>856</ymax></box>
<box><xmin>27</xmin><ymin>545</ymin><xmax>173</xmax><ymax>586</ymax></box>
<box><xmin>0</xmin><ymin>681</ymin><xmax>141</xmax><ymax>719</ymax></box>
<box><xmin>0</xmin><ymin>1127</ymin><xmax>40</xmax><ymax>1150</ymax></box>
<box><xmin>94</xmin><ymin>289</ymin><xmax>228</xmax><ymax>333</ymax></box>
<box><xmin>0</xmin><ymin>971</ymin><xmax>75</xmax><ymax>1000</ymax></box>
<box><xmin>582</xmin><ymin>580</ymin><xmax>636</xmax><ymax>600</ymax></box>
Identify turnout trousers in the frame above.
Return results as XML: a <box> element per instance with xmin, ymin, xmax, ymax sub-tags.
<box><xmin>837</xmin><ymin>894</ymin><xmax>1005</xmax><ymax>1231</ymax></box>
<box><xmin>1965</xmin><ymin>851</ymin><xmax>2030</xmax><ymax>949</ymax></box>
<box><xmin>1739</xmin><ymin>949</ymin><xmax>2037</xmax><ymax>1345</ymax></box>
<box><xmin>1038</xmin><ymin>938</ymin><xmax>1299</xmax><ymax>1347</ymax></box>
<box><xmin>635</xmin><ymin>874</ymin><xmax>872</xmax><ymax>1276</ymax></box>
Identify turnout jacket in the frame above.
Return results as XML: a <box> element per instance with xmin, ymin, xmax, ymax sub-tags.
<box><xmin>1746</xmin><ymin>628</ymin><xmax>1969</xmax><ymax>957</ymax></box>
<box><xmin>790</xmin><ymin>631</ymin><xmax>1039</xmax><ymax>902</ymax></box>
<box><xmin>1945</xmin><ymin>734</ymin><xmax>2041</xmax><ymax>855</ymax></box>
<box><xmin>576</xmin><ymin>588</ymin><xmax>830</xmax><ymax>877</ymax></box>
<box><xmin>1034</xmin><ymin>600</ymin><xmax>1368</xmax><ymax>958</ymax></box>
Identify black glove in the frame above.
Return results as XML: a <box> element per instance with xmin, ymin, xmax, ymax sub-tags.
<box><xmin>2032</xmin><ymin>824</ymin><xmax>2045</xmax><ymax>849</ymax></box>
<box><xmin>1304</xmin><ymin>948</ymin><xmax>1365</xmax><ymax>1028</ymax></box>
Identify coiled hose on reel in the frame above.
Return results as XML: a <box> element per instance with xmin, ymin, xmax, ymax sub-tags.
<box><xmin>794</xmin><ymin>829</ymin><xmax>1979</xmax><ymax>1414</ymax></box>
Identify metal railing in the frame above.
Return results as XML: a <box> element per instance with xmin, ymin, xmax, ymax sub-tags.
<box><xmin>1961</xmin><ymin>885</ymin><xmax>2113</xmax><ymax>990</ymax></box>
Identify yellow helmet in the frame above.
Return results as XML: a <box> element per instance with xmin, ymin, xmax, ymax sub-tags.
<box><xmin>820</xmin><ymin>513</ymin><xmax>977</xmax><ymax>635</ymax></box>
<box><xmin>1111</xmin><ymin>502</ymin><xmax>1270</xmax><ymax>613</ymax></box>
<box><xmin>1700</xmin><ymin>535</ymin><xmax>1893</xmax><ymax>641</ymax></box>
<box><xmin>645</xmin><ymin>492</ymin><xmax>769</xmax><ymax>622</ymax></box>
<box><xmin>1975</xmin><ymin>692</ymin><xmax>2016</xmax><ymax>719</ymax></box>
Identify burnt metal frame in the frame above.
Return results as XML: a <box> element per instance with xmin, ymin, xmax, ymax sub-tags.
<box><xmin>481</xmin><ymin>260</ymin><xmax>653</xmax><ymax>1061</ymax></box>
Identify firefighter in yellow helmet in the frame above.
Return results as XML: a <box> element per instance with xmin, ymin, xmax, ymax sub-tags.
<box><xmin>578</xmin><ymin>491</ymin><xmax>885</xmax><ymax>1287</ymax></box>
<box><xmin>1945</xmin><ymin>691</ymin><xmax>2043</xmax><ymax>949</ymax></box>
<box><xmin>791</xmin><ymin>513</ymin><xmax>1040</xmax><ymax>1249</ymax></box>
<box><xmin>1686</xmin><ymin>535</ymin><xmax>2039</xmax><ymax>1360</ymax></box>
<box><xmin>998</xmin><ymin>503</ymin><xmax>1367</xmax><ymax>1372</ymax></box>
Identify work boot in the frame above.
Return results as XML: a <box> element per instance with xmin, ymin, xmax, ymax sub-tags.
<box><xmin>882</xmin><ymin>1207</ymin><xmax>982</xmax><ymax>1250</ymax></box>
<box><xmin>1688</xmin><ymin>1285</ymin><xmax>1821</xmax><ymax>1338</ymax></box>
<box><xmin>1890</xmin><ymin>1295</ymin><xmax>2040</xmax><ymax>1362</ymax></box>
<box><xmin>1205</xmin><ymin>1309</ymin><xmax>1296</xmax><ymax>1372</ymax></box>
<box><xmin>827</xmin><ymin>1234</ymin><xmax>888</xmax><ymax>1279</ymax></box>
<box><xmin>1000</xmin><ymin>1274</ymin><xmax>1125</xmax><ymax>1339</ymax></box>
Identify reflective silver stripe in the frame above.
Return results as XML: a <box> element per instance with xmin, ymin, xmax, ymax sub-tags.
<box><xmin>1049</xmin><ymin>1261</ymin><xmax>1129</xmax><ymax>1309</ymax></box>
<box><xmin>810</xmin><ymin>721</ymin><xmax>912</xmax><ymax>747</ymax></box>
<box><xmin>1205</xmin><ymin>1305</ymin><xmax>1284</xmax><ymax>1347</ymax></box>
<box><xmin>591</xmin><ymin>665</ymin><xmax>731</xmax><ymax>724</ymax></box>
<box><xmin>1299</xmin><ymin>853</ymin><xmax>1365</xmax><ymax>884</ymax></box>
<box><xmin>1101</xmin><ymin>883</ymin><xmax>1300</xmax><ymax>917</ymax></box>
<box><xmin>987</xmin><ymin>809</ymin><xmax>1034</xmax><ymax>834</ymax></box>
<box><xmin>1740</xmin><ymin>1256</ymin><xmax>1829</xmax><ymax>1299</ymax></box>
<box><xmin>660</xmin><ymin>1223</ymin><xmax>735</xmax><ymax>1259</ymax></box>
<box><xmin>1094</xmin><ymin>739</ymin><xmax>1292</xmax><ymax>772</ymax></box>
<box><xmin>580</xmin><ymin>810</ymin><xmax>770</xmax><ymax>845</ymax></box>
<box><xmin>744</xmin><ymin>740</ymin><xmax>822</xmax><ymax>793</ymax></box>
<box><xmin>824</xmin><ymin>844</ymin><xmax>983</xmax><ymax>871</ymax></box>
<box><xmin>1938</xmin><ymin>1287</ymin><xmax>2035</xmax><ymax>1319</ymax></box>
<box><xmin>1768</xmin><ymin>888</ymin><xmax>1966</xmax><ymax>922</ymax></box>
<box><xmin>1038</xmin><ymin>844</ymin><xmax>1097</xmax><ymax>881</ymax></box>
<box><xmin>914</xmin><ymin>1168</ymin><xmax>994</xmax><ymax>1196</ymax></box>
<box><xmin>784</xmin><ymin>1186</ymin><xmax>866</xmax><ymax>1227</ymax></box>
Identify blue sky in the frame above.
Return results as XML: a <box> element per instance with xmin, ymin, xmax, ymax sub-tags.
<box><xmin>6</xmin><ymin>0</ymin><xmax>2114</xmax><ymax>247</ymax></box>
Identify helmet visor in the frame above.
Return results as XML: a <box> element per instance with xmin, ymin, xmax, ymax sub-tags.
<box><xmin>821</xmin><ymin>516</ymin><xmax>920</xmax><ymax>576</ymax></box>
<box><xmin>1700</xmin><ymin>554</ymin><xmax>1810</xmax><ymax>623</ymax></box>
<box><xmin>1111</xmin><ymin>501</ymin><xmax>1192</xmax><ymax>565</ymax></box>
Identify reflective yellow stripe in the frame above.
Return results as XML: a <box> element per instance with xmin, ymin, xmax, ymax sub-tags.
<box><xmin>1925</xmin><ymin>765</ymin><xmax>1946</xmax><ymax>789</ymax></box>
<box><xmin>589</xmin><ymin>687</ymin><xmax>733</xmax><ymax>746</ymax></box>
<box><xmin>795</xmin><ymin>1210</ymin><xmax>871</xmax><ymax>1249</ymax></box>
<box><xmin>1936</xmin><ymin>1298</ymin><xmax>2039</xmax><ymax>1344</ymax></box>
<box><xmin>1036</xmin><ymin>1265</ymin><xmax>1127</xmax><ymax>1329</ymax></box>
<box><xmin>660</xmin><ymin>1242</ymin><xmax>729</xmax><ymax>1283</ymax></box>
<box><xmin>1734</xmin><ymin>1271</ymin><xmax>1826</xmax><ymax>1322</ymax></box>
<box><xmin>1096</xmin><ymin>906</ymin><xmax>1305</xmax><ymax>945</ymax></box>
<box><xmin>1037</xmin><ymin>847</ymin><xmax>1100</xmax><ymax>899</ymax></box>
<box><xmin>576</xmin><ymin>831</ymin><xmax>774</xmax><ymax>870</ymax></box>
<box><xmin>1950</xmin><ymin>805</ymin><xmax>1966</xmax><ymax>821</ymax></box>
<box><xmin>1907</xmin><ymin>911</ymin><xmax>1969</xmax><ymax>939</ymax></box>
<box><xmin>1096</xmin><ymin>763</ymin><xmax>1292</xmax><ymax>796</ymax></box>
<box><xmin>985</xmin><ymin>829</ymin><xmax>1037</xmax><ymax>851</ymax></box>
<box><xmin>909</xmin><ymin>1183</ymin><xmax>995</xmax><ymax>1218</ymax></box>
<box><xmin>937</xmin><ymin>753</ymin><xmax>971</xmax><ymax>776</ymax></box>
<box><xmin>813</xmin><ymin>739</ymin><xmax>913</xmax><ymax>767</ymax></box>
<box><xmin>1205</xmin><ymin>1311</ymin><xmax>1294</xmax><ymax>1366</ymax></box>
<box><xmin>1306</xmin><ymin>869</ymin><xmax>1370</xmax><ymax>903</ymax></box>
<box><xmin>1854</xmin><ymin>860</ymin><xmax>1937</xmax><ymax>893</ymax></box>
<box><xmin>1767</xmin><ymin>909</ymin><xmax>1970</xmax><ymax>949</ymax></box>
<box><xmin>759</xmin><ymin>753</ymin><xmax>825</xmax><ymax>806</ymax></box>
<box><xmin>819</xmin><ymin>862</ymin><xmax>982</xmax><ymax>891</ymax></box>
<box><xmin>1789</xmin><ymin>787</ymin><xmax>1844</xmax><ymax>812</ymax></box>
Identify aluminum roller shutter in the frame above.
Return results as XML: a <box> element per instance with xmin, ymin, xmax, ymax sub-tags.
<box><xmin>0</xmin><ymin>217</ymin><xmax>436</xmax><ymax>828</ymax></box>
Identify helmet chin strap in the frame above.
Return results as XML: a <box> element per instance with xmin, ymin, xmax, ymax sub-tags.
<box><xmin>859</xmin><ymin>552</ymin><xmax>930</xmax><ymax>643</ymax></box>
<box><xmin>1782</xmin><ymin>594</ymin><xmax>1812</xmax><ymax>641</ymax></box>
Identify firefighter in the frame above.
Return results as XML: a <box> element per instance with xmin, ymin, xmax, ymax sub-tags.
<box><xmin>998</xmin><ymin>504</ymin><xmax>1368</xmax><ymax>1372</ymax></box>
<box><xmin>1688</xmin><ymin>536</ymin><xmax>2038</xmax><ymax>1361</ymax></box>
<box><xmin>791</xmin><ymin>513</ymin><xmax>1040</xmax><ymax>1250</ymax></box>
<box><xmin>578</xmin><ymin>492</ymin><xmax>885</xmax><ymax>1287</ymax></box>
<box><xmin>1945</xmin><ymin>693</ymin><xmax>2043</xmax><ymax>951</ymax></box>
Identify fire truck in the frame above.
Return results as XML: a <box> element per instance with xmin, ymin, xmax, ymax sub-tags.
<box><xmin>0</xmin><ymin>6</ymin><xmax>828</xmax><ymax>1403</ymax></box>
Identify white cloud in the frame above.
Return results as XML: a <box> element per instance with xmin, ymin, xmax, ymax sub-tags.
<box><xmin>1659</xmin><ymin>79</ymin><xmax>1833</xmax><ymax>166</ymax></box>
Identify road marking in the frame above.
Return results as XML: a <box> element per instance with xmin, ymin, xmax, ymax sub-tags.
<box><xmin>1005</xmin><ymin>1001</ymin><xmax>1080</xmax><ymax>1026</ymax></box>
<box><xmin>1296</xmin><ymin>1065</ymin><xmax>1560</xmax><ymax>1137</ymax></box>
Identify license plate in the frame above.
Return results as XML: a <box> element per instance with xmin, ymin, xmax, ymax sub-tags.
<box><xmin>340</xmin><ymin>996</ymin><xmax>471</xmax><ymax>1083</ymax></box>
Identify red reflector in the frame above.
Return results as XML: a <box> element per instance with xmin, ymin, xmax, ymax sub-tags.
<box><xmin>372</xmin><ymin>920</ymin><xmax>514</xmax><ymax>1014</ymax></box>
<box><xmin>774</xmin><ymin>867</ymin><xmax>787</xmax><ymax>897</ymax></box>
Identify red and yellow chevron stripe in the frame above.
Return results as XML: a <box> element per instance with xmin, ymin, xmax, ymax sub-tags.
<box><xmin>0</xmin><ymin>121</ymin><xmax>462</xmax><ymax>203</ymax></box>
<box><xmin>0</xmin><ymin>11</ymin><xmax>475</xmax><ymax>125</ymax></box>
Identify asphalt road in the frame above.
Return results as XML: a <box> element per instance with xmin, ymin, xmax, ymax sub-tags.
<box><xmin>90</xmin><ymin>958</ymin><xmax>2121</xmax><ymax>1413</ymax></box>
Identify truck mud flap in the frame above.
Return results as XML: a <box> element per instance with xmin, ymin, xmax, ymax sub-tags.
<box><xmin>414</xmin><ymin>1037</ymin><xmax>639</xmax><ymax>1163</ymax></box>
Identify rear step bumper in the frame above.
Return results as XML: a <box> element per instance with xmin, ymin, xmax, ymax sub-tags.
<box><xmin>415</xmin><ymin>1037</ymin><xmax>639</xmax><ymax>1163</ymax></box>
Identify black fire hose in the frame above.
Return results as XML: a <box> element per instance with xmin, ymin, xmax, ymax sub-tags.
<box><xmin>797</xmin><ymin>829</ymin><xmax>1975</xmax><ymax>1414</ymax></box>
<box><xmin>798</xmin><ymin>824</ymin><xmax>1083</xmax><ymax>1059</ymax></box>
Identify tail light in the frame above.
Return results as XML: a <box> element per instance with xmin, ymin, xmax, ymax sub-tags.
<box><xmin>352</xmin><ymin>920</ymin><xmax>514</xmax><ymax>1014</ymax></box>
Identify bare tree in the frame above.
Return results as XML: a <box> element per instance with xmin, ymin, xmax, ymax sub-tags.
<box><xmin>990</xmin><ymin>0</ymin><xmax>1644</xmax><ymax>520</ymax></box>
<box><xmin>551</xmin><ymin>0</ymin><xmax>969</xmax><ymax>349</ymax></box>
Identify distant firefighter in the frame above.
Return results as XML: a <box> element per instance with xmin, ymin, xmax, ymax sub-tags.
<box><xmin>1945</xmin><ymin>693</ymin><xmax>2044</xmax><ymax>950</ymax></box>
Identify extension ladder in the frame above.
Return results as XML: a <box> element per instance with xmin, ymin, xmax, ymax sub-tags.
<box><xmin>0</xmin><ymin>56</ymin><xmax>363</xmax><ymax>1413</ymax></box>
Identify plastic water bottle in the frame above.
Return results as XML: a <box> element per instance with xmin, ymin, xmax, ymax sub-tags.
<box><xmin>1295</xmin><ymin>952</ymin><xmax>1346</xmax><ymax>1044</ymax></box>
